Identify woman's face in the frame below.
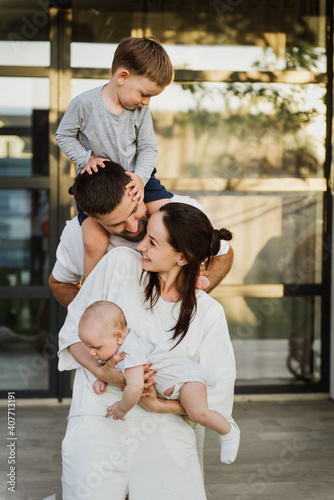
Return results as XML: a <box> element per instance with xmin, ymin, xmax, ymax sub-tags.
<box><xmin>137</xmin><ymin>211</ymin><xmax>182</xmax><ymax>275</ymax></box>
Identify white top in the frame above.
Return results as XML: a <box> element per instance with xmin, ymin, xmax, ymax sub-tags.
<box><xmin>58</xmin><ymin>248</ymin><xmax>236</xmax><ymax>422</ymax></box>
<box><xmin>51</xmin><ymin>194</ymin><xmax>230</xmax><ymax>285</ymax></box>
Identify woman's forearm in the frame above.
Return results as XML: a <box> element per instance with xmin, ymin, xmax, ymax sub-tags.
<box><xmin>68</xmin><ymin>342</ymin><xmax>125</xmax><ymax>388</ymax></box>
<box><xmin>157</xmin><ymin>398</ymin><xmax>186</xmax><ymax>414</ymax></box>
<box><xmin>68</xmin><ymin>342</ymin><xmax>101</xmax><ymax>377</ymax></box>
<box><xmin>139</xmin><ymin>395</ymin><xmax>186</xmax><ymax>415</ymax></box>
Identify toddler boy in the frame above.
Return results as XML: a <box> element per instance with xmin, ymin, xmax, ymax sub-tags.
<box><xmin>56</xmin><ymin>37</ymin><xmax>174</xmax><ymax>276</ymax></box>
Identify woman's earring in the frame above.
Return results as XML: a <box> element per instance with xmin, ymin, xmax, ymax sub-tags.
<box><xmin>177</xmin><ymin>262</ymin><xmax>181</xmax><ymax>266</ymax></box>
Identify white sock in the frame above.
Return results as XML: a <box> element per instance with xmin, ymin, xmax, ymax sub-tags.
<box><xmin>219</xmin><ymin>422</ymin><xmax>240</xmax><ymax>464</ymax></box>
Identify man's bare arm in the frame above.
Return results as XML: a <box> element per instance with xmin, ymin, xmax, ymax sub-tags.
<box><xmin>48</xmin><ymin>273</ymin><xmax>81</xmax><ymax>308</ymax></box>
<box><xmin>201</xmin><ymin>246</ymin><xmax>234</xmax><ymax>293</ymax></box>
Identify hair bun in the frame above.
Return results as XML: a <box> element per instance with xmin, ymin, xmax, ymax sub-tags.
<box><xmin>217</xmin><ymin>228</ymin><xmax>232</xmax><ymax>242</ymax></box>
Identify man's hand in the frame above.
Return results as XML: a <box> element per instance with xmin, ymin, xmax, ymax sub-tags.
<box><xmin>81</xmin><ymin>157</ymin><xmax>109</xmax><ymax>174</ymax></box>
<box><xmin>200</xmin><ymin>246</ymin><xmax>234</xmax><ymax>293</ymax></box>
<box><xmin>196</xmin><ymin>275</ymin><xmax>211</xmax><ymax>290</ymax></box>
<box><xmin>125</xmin><ymin>172</ymin><xmax>144</xmax><ymax>203</ymax></box>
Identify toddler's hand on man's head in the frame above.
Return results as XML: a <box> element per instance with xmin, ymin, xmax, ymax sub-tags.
<box><xmin>82</xmin><ymin>157</ymin><xmax>109</xmax><ymax>175</ymax></box>
<box><xmin>125</xmin><ymin>172</ymin><xmax>145</xmax><ymax>203</ymax></box>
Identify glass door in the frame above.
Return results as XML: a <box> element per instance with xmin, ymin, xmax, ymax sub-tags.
<box><xmin>67</xmin><ymin>0</ymin><xmax>331</xmax><ymax>393</ymax></box>
<box><xmin>1</xmin><ymin>0</ymin><xmax>330</xmax><ymax>399</ymax></box>
<box><xmin>0</xmin><ymin>2</ymin><xmax>70</xmax><ymax>398</ymax></box>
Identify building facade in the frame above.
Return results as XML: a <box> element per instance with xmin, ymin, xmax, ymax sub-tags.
<box><xmin>0</xmin><ymin>0</ymin><xmax>333</xmax><ymax>399</ymax></box>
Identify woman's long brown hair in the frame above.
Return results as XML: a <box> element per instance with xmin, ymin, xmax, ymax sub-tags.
<box><xmin>141</xmin><ymin>203</ymin><xmax>232</xmax><ymax>348</ymax></box>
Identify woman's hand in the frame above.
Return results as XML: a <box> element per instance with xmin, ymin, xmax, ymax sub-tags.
<box><xmin>97</xmin><ymin>353</ymin><xmax>126</xmax><ymax>389</ymax></box>
<box><xmin>139</xmin><ymin>385</ymin><xmax>187</xmax><ymax>415</ymax></box>
<box><xmin>138</xmin><ymin>384</ymin><xmax>161</xmax><ymax>412</ymax></box>
<box><xmin>142</xmin><ymin>363</ymin><xmax>157</xmax><ymax>396</ymax></box>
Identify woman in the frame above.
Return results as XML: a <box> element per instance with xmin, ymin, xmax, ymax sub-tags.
<box><xmin>58</xmin><ymin>203</ymin><xmax>238</xmax><ymax>500</ymax></box>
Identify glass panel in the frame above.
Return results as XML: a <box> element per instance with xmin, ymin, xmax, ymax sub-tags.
<box><xmin>70</xmin><ymin>42</ymin><xmax>270</xmax><ymax>71</ymax></box>
<box><xmin>223</xmin><ymin>295</ymin><xmax>322</xmax><ymax>386</ymax></box>
<box><xmin>72</xmin><ymin>0</ymin><xmax>326</xmax><ymax>71</ymax></box>
<box><xmin>0</xmin><ymin>41</ymin><xmax>50</xmax><ymax>67</ymax></box>
<box><xmin>71</xmin><ymin>79</ymin><xmax>109</xmax><ymax>100</ymax></box>
<box><xmin>71</xmin><ymin>42</ymin><xmax>117</xmax><ymax>68</ymax></box>
<box><xmin>0</xmin><ymin>189</ymin><xmax>49</xmax><ymax>286</ymax></box>
<box><xmin>182</xmin><ymin>192</ymin><xmax>323</xmax><ymax>286</ymax></box>
<box><xmin>72</xmin><ymin>7</ymin><xmax>130</xmax><ymax>44</ymax></box>
<box><xmin>151</xmin><ymin>82</ymin><xmax>326</xmax><ymax>179</ymax></box>
<box><xmin>0</xmin><ymin>3</ymin><xmax>50</xmax><ymax>66</ymax></box>
<box><xmin>0</xmin><ymin>298</ymin><xmax>50</xmax><ymax>390</ymax></box>
<box><xmin>0</xmin><ymin>78</ymin><xmax>50</xmax><ymax>176</ymax></box>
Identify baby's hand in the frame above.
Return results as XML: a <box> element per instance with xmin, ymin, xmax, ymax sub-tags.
<box><xmin>105</xmin><ymin>402</ymin><xmax>126</xmax><ymax>421</ymax></box>
<box><xmin>125</xmin><ymin>172</ymin><xmax>144</xmax><ymax>203</ymax></box>
<box><xmin>92</xmin><ymin>378</ymin><xmax>106</xmax><ymax>394</ymax></box>
<box><xmin>81</xmin><ymin>157</ymin><xmax>109</xmax><ymax>175</ymax></box>
<box><xmin>196</xmin><ymin>275</ymin><xmax>211</xmax><ymax>290</ymax></box>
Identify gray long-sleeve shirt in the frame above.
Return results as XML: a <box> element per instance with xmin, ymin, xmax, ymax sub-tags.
<box><xmin>55</xmin><ymin>85</ymin><xmax>158</xmax><ymax>184</ymax></box>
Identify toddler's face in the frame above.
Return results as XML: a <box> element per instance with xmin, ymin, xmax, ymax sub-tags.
<box><xmin>117</xmin><ymin>74</ymin><xmax>165</xmax><ymax>111</ymax></box>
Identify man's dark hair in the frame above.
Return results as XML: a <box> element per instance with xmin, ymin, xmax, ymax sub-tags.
<box><xmin>72</xmin><ymin>161</ymin><xmax>129</xmax><ymax>217</ymax></box>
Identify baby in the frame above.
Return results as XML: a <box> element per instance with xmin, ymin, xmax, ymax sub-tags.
<box><xmin>78</xmin><ymin>300</ymin><xmax>240</xmax><ymax>464</ymax></box>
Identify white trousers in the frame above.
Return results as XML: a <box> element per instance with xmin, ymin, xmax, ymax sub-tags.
<box><xmin>62</xmin><ymin>413</ymin><xmax>207</xmax><ymax>500</ymax></box>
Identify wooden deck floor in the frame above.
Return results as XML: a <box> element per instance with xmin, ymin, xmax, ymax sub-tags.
<box><xmin>0</xmin><ymin>398</ymin><xmax>333</xmax><ymax>500</ymax></box>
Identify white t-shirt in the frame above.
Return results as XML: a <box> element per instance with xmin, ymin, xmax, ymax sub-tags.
<box><xmin>58</xmin><ymin>247</ymin><xmax>236</xmax><ymax>422</ymax></box>
<box><xmin>51</xmin><ymin>194</ymin><xmax>230</xmax><ymax>284</ymax></box>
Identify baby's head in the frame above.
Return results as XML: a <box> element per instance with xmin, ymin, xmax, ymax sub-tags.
<box><xmin>78</xmin><ymin>301</ymin><xmax>128</xmax><ymax>361</ymax></box>
<box><xmin>112</xmin><ymin>36</ymin><xmax>174</xmax><ymax>89</ymax></box>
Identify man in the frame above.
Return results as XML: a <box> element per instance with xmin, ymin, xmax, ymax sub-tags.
<box><xmin>49</xmin><ymin>161</ymin><xmax>233</xmax><ymax>307</ymax></box>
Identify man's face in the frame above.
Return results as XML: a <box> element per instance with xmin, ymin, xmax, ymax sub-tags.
<box><xmin>94</xmin><ymin>192</ymin><xmax>148</xmax><ymax>242</ymax></box>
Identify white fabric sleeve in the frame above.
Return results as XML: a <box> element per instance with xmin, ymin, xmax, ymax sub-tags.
<box><xmin>133</xmin><ymin>108</ymin><xmax>158</xmax><ymax>186</ymax></box>
<box><xmin>216</xmin><ymin>239</ymin><xmax>229</xmax><ymax>256</ymax></box>
<box><xmin>52</xmin><ymin>259</ymin><xmax>82</xmax><ymax>285</ymax></box>
<box><xmin>117</xmin><ymin>333</ymin><xmax>150</xmax><ymax>374</ymax></box>
<box><xmin>55</xmin><ymin>97</ymin><xmax>91</xmax><ymax>171</ymax></box>
<box><xmin>197</xmin><ymin>301</ymin><xmax>236</xmax><ymax>422</ymax></box>
<box><xmin>51</xmin><ymin>218</ymin><xmax>84</xmax><ymax>285</ymax></box>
